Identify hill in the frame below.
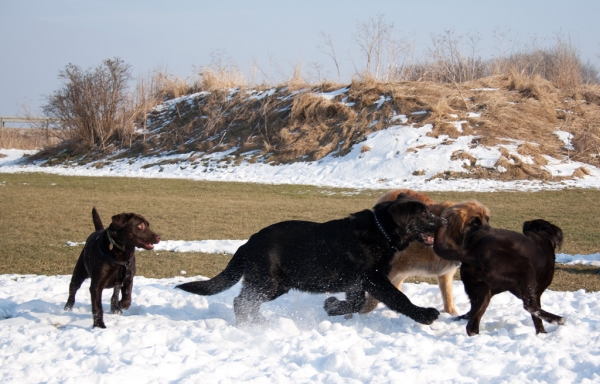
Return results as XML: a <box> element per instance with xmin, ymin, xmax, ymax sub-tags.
<box><xmin>27</xmin><ymin>72</ymin><xmax>600</xmax><ymax>188</ymax></box>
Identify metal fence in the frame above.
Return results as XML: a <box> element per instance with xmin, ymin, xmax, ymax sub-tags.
<box><xmin>0</xmin><ymin>116</ymin><xmax>58</xmax><ymax>129</ymax></box>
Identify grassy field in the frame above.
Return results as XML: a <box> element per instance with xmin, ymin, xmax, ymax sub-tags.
<box><xmin>0</xmin><ymin>172</ymin><xmax>598</xmax><ymax>292</ymax></box>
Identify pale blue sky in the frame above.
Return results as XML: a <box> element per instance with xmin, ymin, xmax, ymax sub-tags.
<box><xmin>1</xmin><ymin>0</ymin><xmax>599</xmax><ymax>116</ymax></box>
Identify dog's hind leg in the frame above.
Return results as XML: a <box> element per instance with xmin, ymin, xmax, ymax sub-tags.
<box><xmin>324</xmin><ymin>285</ymin><xmax>366</xmax><ymax>317</ymax></box>
<box><xmin>463</xmin><ymin>281</ymin><xmax>492</xmax><ymax>336</ymax></box>
<box><xmin>521</xmin><ymin>289</ymin><xmax>566</xmax><ymax>333</ymax></box>
<box><xmin>437</xmin><ymin>272</ymin><xmax>458</xmax><ymax>315</ymax></box>
<box><xmin>233</xmin><ymin>282</ymin><xmax>270</xmax><ymax>326</ymax></box>
<box><xmin>64</xmin><ymin>251</ymin><xmax>88</xmax><ymax>311</ymax></box>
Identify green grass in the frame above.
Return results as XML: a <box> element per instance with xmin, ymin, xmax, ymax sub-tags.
<box><xmin>0</xmin><ymin>173</ymin><xmax>598</xmax><ymax>291</ymax></box>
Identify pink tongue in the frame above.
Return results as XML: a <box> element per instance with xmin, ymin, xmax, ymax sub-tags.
<box><xmin>422</xmin><ymin>234</ymin><xmax>434</xmax><ymax>245</ymax></box>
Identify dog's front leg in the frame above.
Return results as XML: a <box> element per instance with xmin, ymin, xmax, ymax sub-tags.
<box><xmin>365</xmin><ymin>272</ymin><xmax>439</xmax><ymax>325</ymax></box>
<box><xmin>110</xmin><ymin>285</ymin><xmax>122</xmax><ymax>315</ymax></box>
<box><xmin>89</xmin><ymin>282</ymin><xmax>107</xmax><ymax>328</ymax></box>
<box><xmin>118</xmin><ymin>258</ymin><xmax>135</xmax><ymax>311</ymax></box>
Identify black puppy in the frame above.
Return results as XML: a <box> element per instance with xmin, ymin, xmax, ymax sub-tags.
<box><xmin>434</xmin><ymin>218</ymin><xmax>565</xmax><ymax>335</ymax></box>
<box><xmin>177</xmin><ymin>194</ymin><xmax>442</xmax><ymax>326</ymax></box>
<box><xmin>64</xmin><ymin>207</ymin><xmax>161</xmax><ymax>328</ymax></box>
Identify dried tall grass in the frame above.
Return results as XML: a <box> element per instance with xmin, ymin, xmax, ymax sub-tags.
<box><xmin>0</xmin><ymin>128</ymin><xmax>61</xmax><ymax>150</ymax></box>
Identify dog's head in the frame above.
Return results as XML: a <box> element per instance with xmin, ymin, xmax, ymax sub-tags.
<box><xmin>523</xmin><ymin>219</ymin><xmax>563</xmax><ymax>250</ymax></box>
<box><xmin>375</xmin><ymin>189</ymin><xmax>437</xmax><ymax>206</ymax></box>
<box><xmin>110</xmin><ymin>212</ymin><xmax>161</xmax><ymax>250</ymax></box>
<box><xmin>441</xmin><ymin>200</ymin><xmax>491</xmax><ymax>249</ymax></box>
<box><xmin>381</xmin><ymin>193</ymin><xmax>442</xmax><ymax>248</ymax></box>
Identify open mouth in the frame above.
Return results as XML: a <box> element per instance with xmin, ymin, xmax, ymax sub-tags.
<box><xmin>136</xmin><ymin>239</ymin><xmax>160</xmax><ymax>250</ymax></box>
<box><xmin>421</xmin><ymin>233</ymin><xmax>435</xmax><ymax>246</ymax></box>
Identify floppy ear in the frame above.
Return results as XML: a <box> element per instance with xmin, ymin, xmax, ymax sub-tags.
<box><xmin>110</xmin><ymin>213</ymin><xmax>134</xmax><ymax>230</ymax></box>
<box><xmin>388</xmin><ymin>200</ymin><xmax>426</xmax><ymax>227</ymax></box>
<box><xmin>551</xmin><ymin>225</ymin><xmax>564</xmax><ymax>250</ymax></box>
<box><xmin>523</xmin><ymin>220</ymin><xmax>563</xmax><ymax>250</ymax></box>
<box><xmin>441</xmin><ymin>207</ymin><xmax>465</xmax><ymax>248</ymax></box>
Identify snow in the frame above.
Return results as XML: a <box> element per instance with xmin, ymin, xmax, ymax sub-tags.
<box><xmin>2</xmin><ymin>122</ymin><xmax>600</xmax><ymax>383</ymax></box>
<box><xmin>1</xmin><ymin>275</ymin><xmax>599</xmax><ymax>383</ymax></box>
<box><xmin>2</xmin><ymin>120</ymin><xmax>600</xmax><ymax>192</ymax></box>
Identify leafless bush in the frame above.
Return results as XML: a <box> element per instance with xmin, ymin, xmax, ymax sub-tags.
<box><xmin>350</xmin><ymin>15</ymin><xmax>414</xmax><ymax>81</ymax></box>
<box><xmin>43</xmin><ymin>58</ymin><xmax>136</xmax><ymax>151</ymax></box>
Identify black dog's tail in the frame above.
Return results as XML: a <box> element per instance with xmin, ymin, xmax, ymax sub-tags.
<box><xmin>176</xmin><ymin>244</ymin><xmax>246</xmax><ymax>295</ymax></box>
<box><xmin>433</xmin><ymin>219</ymin><xmax>472</xmax><ymax>264</ymax></box>
<box><xmin>92</xmin><ymin>207</ymin><xmax>104</xmax><ymax>231</ymax></box>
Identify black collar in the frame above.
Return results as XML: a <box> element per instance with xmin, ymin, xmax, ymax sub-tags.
<box><xmin>373</xmin><ymin>211</ymin><xmax>399</xmax><ymax>251</ymax></box>
<box><xmin>90</xmin><ymin>232</ymin><xmax>133</xmax><ymax>279</ymax></box>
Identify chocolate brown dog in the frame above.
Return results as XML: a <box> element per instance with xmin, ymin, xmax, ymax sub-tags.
<box><xmin>64</xmin><ymin>207</ymin><xmax>160</xmax><ymax>328</ymax></box>
<box><xmin>434</xmin><ymin>218</ymin><xmax>565</xmax><ymax>335</ymax></box>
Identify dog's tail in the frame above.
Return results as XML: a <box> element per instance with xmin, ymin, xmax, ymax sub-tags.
<box><xmin>92</xmin><ymin>207</ymin><xmax>104</xmax><ymax>231</ymax></box>
<box><xmin>176</xmin><ymin>244</ymin><xmax>246</xmax><ymax>295</ymax></box>
<box><xmin>433</xmin><ymin>219</ymin><xmax>472</xmax><ymax>263</ymax></box>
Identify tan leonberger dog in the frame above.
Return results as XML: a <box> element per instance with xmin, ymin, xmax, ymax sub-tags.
<box><xmin>360</xmin><ymin>189</ymin><xmax>490</xmax><ymax>315</ymax></box>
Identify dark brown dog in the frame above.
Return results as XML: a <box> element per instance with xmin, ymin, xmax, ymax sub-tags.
<box><xmin>64</xmin><ymin>207</ymin><xmax>160</xmax><ymax>328</ymax></box>
<box><xmin>360</xmin><ymin>189</ymin><xmax>490</xmax><ymax>316</ymax></box>
<box><xmin>177</xmin><ymin>194</ymin><xmax>442</xmax><ymax>326</ymax></box>
<box><xmin>434</xmin><ymin>218</ymin><xmax>565</xmax><ymax>335</ymax></box>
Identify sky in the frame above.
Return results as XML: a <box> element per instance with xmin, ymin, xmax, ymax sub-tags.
<box><xmin>1</xmin><ymin>0</ymin><xmax>600</xmax><ymax>117</ymax></box>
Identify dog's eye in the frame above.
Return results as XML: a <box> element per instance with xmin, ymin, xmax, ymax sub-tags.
<box><xmin>138</xmin><ymin>223</ymin><xmax>145</xmax><ymax>230</ymax></box>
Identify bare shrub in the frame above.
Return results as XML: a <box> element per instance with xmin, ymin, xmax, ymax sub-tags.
<box><xmin>43</xmin><ymin>58</ymin><xmax>136</xmax><ymax>151</ymax></box>
<box><xmin>351</xmin><ymin>14</ymin><xmax>413</xmax><ymax>81</ymax></box>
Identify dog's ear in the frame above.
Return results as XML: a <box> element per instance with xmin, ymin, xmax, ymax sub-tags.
<box><xmin>551</xmin><ymin>225</ymin><xmax>564</xmax><ymax>250</ymax></box>
<box><xmin>523</xmin><ymin>219</ymin><xmax>563</xmax><ymax>250</ymax></box>
<box><xmin>441</xmin><ymin>207</ymin><xmax>464</xmax><ymax>248</ymax></box>
<box><xmin>388</xmin><ymin>199</ymin><xmax>427</xmax><ymax>227</ymax></box>
<box><xmin>110</xmin><ymin>213</ymin><xmax>134</xmax><ymax>230</ymax></box>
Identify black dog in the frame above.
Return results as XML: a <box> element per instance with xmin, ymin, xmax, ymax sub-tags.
<box><xmin>433</xmin><ymin>218</ymin><xmax>565</xmax><ymax>335</ymax></box>
<box><xmin>177</xmin><ymin>194</ymin><xmax>442</xmax><ymax>326</ymax></box>
<box><xmin>64</xmin><ymin>207</ymin><xmax>160</xmax><ymax>328</ymax></box>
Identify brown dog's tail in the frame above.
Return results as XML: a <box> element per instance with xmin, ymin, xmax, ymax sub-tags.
<box><xmin>176</xmin><ymin>244</ymin><xmax>246</xmax><ymax>295</ymax></box>
<box><xmin>92</xmin><ymin>207</ymin><xmax>104</xmax><ymax>231</ymax></box>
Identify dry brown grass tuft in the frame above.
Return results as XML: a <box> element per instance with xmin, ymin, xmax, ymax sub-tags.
<box><xmin>517</xmin><ymin>142</ymin><xmax>548</xmax><ymax>166</ymax></box>
<box><xmin>198</xmin><ymin>67</ymin><xmax>246</xmax><ymax>91</ymax></box>
<box><xmin>153</xmin><ymin>71</ymin><xmax>194</xmax><ymax>100</ymax></box>
<box><xmin>572</xmin><ymin>166</ymin><xmax>591</xmax><ymax>178</ymax></box>
<box><xmin>0</xmin><ymin>128</ymin><xmax>61</xmax><ymax>150</ymax></box>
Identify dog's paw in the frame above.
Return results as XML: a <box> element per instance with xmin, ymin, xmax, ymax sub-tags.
<box><xmin>324</xmin><ymin>297</ymin><xmax>348</xmax><ymax>316</ymax></box>
<box><xmin>93</xmin><ymin>322</ymin><xmax>107</xmax><ymax>329</ymax></box>
<box><xmin>453</xmin><ymin>313</ymin><xmax>469</xmax><ymax>321</ymax></box>
<box><xmin>466</xmin><ymin>325</ymin><xmax>479</xmax><ymax>336</ymax></box>
<box><xmin>118</xmin><ymin>300</ymin><xmax>131</xmax><ymax>310</ymax></box>
<box><xmin>111</xmin><ymin>307</ymin><xmax>122</xmax><ymax>315</ymax></box>
<box><xmin>411</xmin><ymin>307</ymin><xmax>440</xmax><ymax>325</ymax></box>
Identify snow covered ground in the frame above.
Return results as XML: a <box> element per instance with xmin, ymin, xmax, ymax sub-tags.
<box><xmin>2</xmin><ymin>132</ymin><xmax>600</xmax><ymax>383</ymax></box>
<box><xmin>2</xmin><ymin>120</ymin><xmax>600</xmax><ymax>192</ymax></box>
<box><xmin>1</xmin><ymin>274</ymin><xmax>599</xmax><ymax>383</ymax></box>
